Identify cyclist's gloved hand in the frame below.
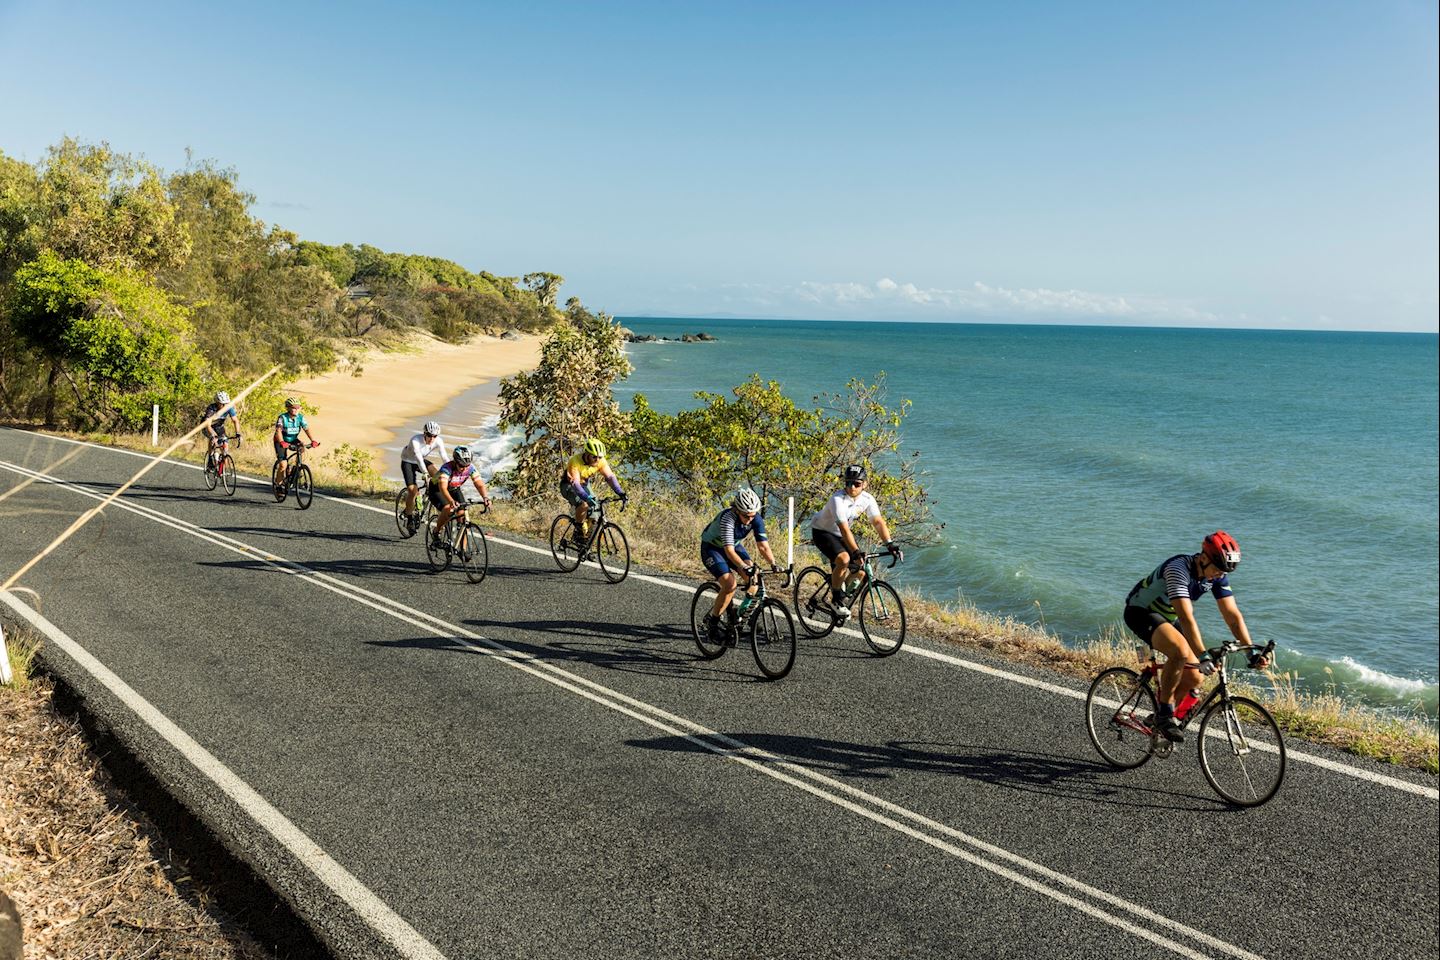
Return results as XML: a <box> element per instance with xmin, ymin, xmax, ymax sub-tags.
<box><xmin>310</xmin><ymin>441</ymin><xmax>320</xmax><ymax>448</ymax></box>
<box><xmin>618</xmin><ymin>491</ymin><xmax>629</xmax><ymax>503</ymax></box>
<box><xmin>745</xmin><ymin>565</ymin><xmax>758</xmax><ymax>579</ymax></box>
<box><xmin>586</xmin><ymin>496</ymin><xmax>599</xmax><ymax>510</ymax></box>
<box><xmin>1196</xmin><ymin>656</ymin><xmax>1217</xmax><ymax>677</ymax></box>
<box><xmin>885</xmin><ymin>541</ymin><xmax>904</xmax><ymax>563</ymax></box>
<box><xmin>1247</xmin><ymin>648</ymin><xmax>1269</xmax><ymax>670</ymax></box>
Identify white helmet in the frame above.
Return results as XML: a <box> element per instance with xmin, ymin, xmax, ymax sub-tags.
<box><xmin>731</xmin><ymin>488</ymin><xmax>762</xmax><ymax>514</ymax></box>
<box><xmin>215</xmin><ymin>391</ymin><xmax>230</xmax><ymax>404</ymax></box>
<box><xmin>423</xmin><ymin>420</ymin><xmax>441</xmax><ymax>436</ymax></box>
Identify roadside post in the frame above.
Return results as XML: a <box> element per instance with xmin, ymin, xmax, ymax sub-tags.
<box><xmin>0</xmin><ymin>619</ymin><xmax>12</xmax><ymax>686</ymax></box>
<box><xmin>151</xmin><ymin>404</ymin><xmax>160</xmax><ymax>446</ymax></box>
<box><xmin>788</xmin><ymin>496</ymin><xmax>794</xmax><ymax>569</ymax></box>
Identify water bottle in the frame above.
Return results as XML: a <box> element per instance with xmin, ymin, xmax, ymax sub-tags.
<box><xmin>737</xmin><ymin>593</ymin><xmax>755</xmax><ymax>617</ymax></box>
<box><xmin>1174</xmin><ymin>688</ymin><xmax>1201</xmax><ymax>721</ymax></box>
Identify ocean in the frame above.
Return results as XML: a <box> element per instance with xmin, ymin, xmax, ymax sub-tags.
<box><xmin>612</xmin><ymin>317</ymin><xmax>1439</xmax><ymax>717</ymax></box>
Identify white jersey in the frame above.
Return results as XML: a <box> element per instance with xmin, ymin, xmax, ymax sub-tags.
<box><xmin>401</xmin><ymin>433</ymin><xmax>448</xmax><ymax>466</ymax></box>
<box><xmin>810</xmin><ymin>490</ymin><xmax>881</xmax><ymax>537</ymax></box>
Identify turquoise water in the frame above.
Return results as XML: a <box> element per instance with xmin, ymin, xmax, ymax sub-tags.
<box><xmin>615</xmin><ymin>317</ymin><xmax>1440</xmax><ymax>716</ymax></box>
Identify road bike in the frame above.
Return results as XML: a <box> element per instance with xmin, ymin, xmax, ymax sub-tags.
<box><xmin>1085</xmin><ymin>639</ymin><xmax>1284</xmax><ymax>807</ymax></box>
<box><xmin>202</xmin><ymin>433</ymin><xmax>240</xmax><ymax>497</ymax></box>
<box><xmin>548</xmin><ymin>497</ymin><xmax>630</xmax><ymax>583</ymax></box>
<box><xmin>425</xmin><ymin>499</ymin><xmax>490</xmax><ymax>583</ymax></box>
<box><xmin>272</xmin><ymin>440</ymin><xmax>318</xmax><ymax>509</ymax></box>
<box><xmin>690</xmin><ymin>565</ymin><xmax>797</xmax><ymax>680</ymax></box>
<box><xmin>393</xmin><ymin>475</ymin><xmax>435</xmax><ymax>539</ymax></box>
<box><xmin>793</xmin><ymin>547</ymin><xmax>906</xmax><ymax>655</ymax></box>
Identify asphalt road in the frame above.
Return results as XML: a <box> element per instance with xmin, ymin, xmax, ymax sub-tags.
<box><xmin>1</xmin><ymin>427</ymin><xmax>1436</xmax><ymax>960</ymax></box>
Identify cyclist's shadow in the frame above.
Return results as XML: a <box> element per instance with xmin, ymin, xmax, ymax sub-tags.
<box><xmin>626</xmin><ymin>732</ymin><xmax>1227</xmax><ymax>810</ymax></box>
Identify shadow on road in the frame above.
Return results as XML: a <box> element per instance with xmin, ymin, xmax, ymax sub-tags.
<box><xmin>626</xmin><ymin>731</ymin><xmax>1226</xmax><ymax>809</ymax></box>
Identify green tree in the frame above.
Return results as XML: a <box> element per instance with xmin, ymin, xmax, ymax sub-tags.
<box><xmin>497</xmin><ymin>299</ymin><xmax>631</xmax><ymax>498</ymax></box>
<box><xmin>8</xmin><ymin>252</ymin><xmax>208</xmax><ymax>428</ymax></box>
<box><xmin>624</xmin><ymin>374</ymin><xmax>938</xmax><ymax>543</ymax></box>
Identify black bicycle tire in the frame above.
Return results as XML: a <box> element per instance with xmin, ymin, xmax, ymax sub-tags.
<box><xmin>203</xmin><ymin>456</ymin><xmax>218</xmax><ymax>490</ymax></box>
<box><xmin>295</xmin><ymin>465</ymin><xmax>314</xmax><ymax>510</ymax></box>
<box><xmin>1197</xmin><ymin>694</ymin><xmax>1286</xmax><ymax>807</ymax></box>
<box><xmin>750</xmin><ymin>598</ymin><xmax>797</xmax><ymax>681</ymax></box>
<box><xmin>425</xmin><ymin>519</ymin><xmax>452</xmax><ymax>572</ymax></box>
<box><xmin>220</xmin><ymin>455</ymin><xmax>237</xmax><ymax>496</ymax></box>
<box><xmin>690</xmin><ymin>582</ymin><xmax>729</xmax><ymax>660</ymax></box>
<box><xmin>1085</xmin><ymin>667</ymin><xmax>1158</xmax><ymax>770</ymax></box>
<box><xmin>597</xmin><ymin>523</ymin><xmax>630</xmax><ymax>584</ymax></box>
<box><xmin>549</xmin><ymin>515</ymin><xmax>583</xmax><ymax>572</ymax></box>
<box><xmin>394</xmin><ymin>489</ymin><xmax>414</xmax><ymax>538</ymax></box>
<box><xmin>459</xmin><ymin>522</ymin><xmax>489</xmax><ymax>584</ymax></box>
<box><xmin>858</xmin><ymin>580</ymin><xmax>906</xmax><ymax>656</ymax></box>
<box><xmin>793</xmin><ymin>566</ymin><xmax>837</xmax><ymax>638</ymax></box>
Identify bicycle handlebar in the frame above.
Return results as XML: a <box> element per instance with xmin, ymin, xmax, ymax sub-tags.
<box><xmin>1206</xmin><ymin>638</ymin><xmax>1275</xmax><ymax>665</ymax></box>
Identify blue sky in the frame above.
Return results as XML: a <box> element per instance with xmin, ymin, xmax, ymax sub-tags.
<box><xmin>2</xmin><ymin>0</ymin><xmax>1436</xmax><ymax>331</ymax></box>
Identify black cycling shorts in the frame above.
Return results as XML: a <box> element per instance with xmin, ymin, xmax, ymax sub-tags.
<box><xmin>401</xmin><ymin>460</ymin><xmax>430</xmax><ymax>488</ymax></box>
<box><xmin>1123</xmin><ymin>606</ymin><xmax>1171</xmax><ymax>647</ymax></box>
<box><xmin>812</xmin><ymin>529</ymin><xmax>850</xmax><ymax>563</ymax></box>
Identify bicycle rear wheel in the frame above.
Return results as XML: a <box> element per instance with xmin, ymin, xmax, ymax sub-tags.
<box><xmin>294</xmin><ymin>465</ymin><xmax>314</xmax><ymax>509</ymax></box>
<box><xmin>425</xmin><ymin>521</ymin><xmax>452</xmax><ymax>572</ymax></box>
<box><xmin>549</xmin><ymin>515</ymin><xmax>583</xmax><ymax>572</ymax></box>
<box><xmin>597</xmin><ymin>523</ymin><xmax>630</xmax><ymax>583</ymax></box>
<box><xmin>750</xmin><ymin>599</ymin><xmax>797</xmax><ymax>680</ymax></box>
<box><xmin>203</xmin><ymin>456</ymin><xmax>218</xmax><ymax>490</ymax></box>
<box><xmin>1085</xmin><ymin>667</ymin><xmax>1157</xmax><ymax>769</ymax></box>
<box><xmin>690</xmin><ymin>583</ymin><xmax>728</xmax><ymax>660</ymax></box>
<box><xmin>1198</xmin><ymin>695</ymin><xmax>1286</xmax><ymax>807</ymax></box>
<box><xmin>858</xmin><ymin>580</ymin><xmax>906</xmax><ymax>656</ymax></box>
<box><xmin>793</xmin><ymin>566</ymin><xmax>837</xmax><ymax>638</ymax></box>
<box><xmin>394</xmin><ymin>489</ymin><xmax>415</xmax><ymax>538</ymax></box>
<box><xmin>457</xmin><ymin>522</ymin><xmax>489</xmax><ymax>584</ymax></box>
<box><xmin>220</xmin><ymin>455</ymin><xmax>237</xmax><ymax>496</ymax></box>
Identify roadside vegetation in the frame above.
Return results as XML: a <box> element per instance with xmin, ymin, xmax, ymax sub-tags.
<box><xmin>0</xmin><ymin>137</ymin><xmax>561</xmax><ymax>433</ymax></box>
<box><xmin>1</xmin><ymin>626</ymin><xmax>280</xmax><ymax>958</ymax></box>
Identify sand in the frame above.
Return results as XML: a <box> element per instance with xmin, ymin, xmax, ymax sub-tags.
<box><xmin>284</xmin><ymin>332</ymin><xmax>542</xmax><ymax>460</ymax></box>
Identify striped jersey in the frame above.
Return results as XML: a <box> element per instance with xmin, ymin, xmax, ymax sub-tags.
<box><xmin>1126</xmin><ymin>554</ymin><xmax>1233</xmax><ymax>621</ymax></box>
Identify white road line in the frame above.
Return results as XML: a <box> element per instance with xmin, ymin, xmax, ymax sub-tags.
<box><xmin>7</xmin><ymin>428</ymin><xmax>1437</xmax><ymax>801</ymax></box>
<box><xmin>0</xmin><ymin>588</ymin><xmax>447</xmax><ymax>960</ymax></box>
<box><xmin>1</xmin><ymin>457</ymin><xmax>1263</xmax><ymax>960</ymax></box>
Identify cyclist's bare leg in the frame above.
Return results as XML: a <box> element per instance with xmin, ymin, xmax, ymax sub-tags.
<box><xmin>573</xmin><ymin>502</ymin><xmax>591</xmax><ymax>538</ymax></box>
<box><xmin>710</xmin><ymin>570</ymin><xmax>738</xmax><ymax>618</ymax></box>
<box><xmin>404</xmin><ymin>483</ymin><xmax>419</xmax><ymax>516</ymax></box>
<box><xmin>829</xmin><ymin>550</ymin><xmax>852</xmax><ymax>597</ymax></box>
<box><xmin>1150</xmin><ymin>622</ymin><xmax>1197</xmax><ymax>708</ymax></box>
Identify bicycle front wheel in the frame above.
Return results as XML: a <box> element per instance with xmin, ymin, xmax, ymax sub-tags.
<box><xmin>203</xmin><ymin>457</ymin><xmax>218</xmax><ymax>490</ymax></box>
<box><xmin>425</xmin><ymin>522</ymin><xmax>452</xmax><ymax>572</ymax></box>
<box><xmin>793</xmin><ymin>566</ymin><xmax>837</xmax><ymax>638</ymax></box>
<box><xmin>549</xmin><ymin>515</ymin><xmax>583</xmax><ymax>572</ymax></box>
<box><xmin>858</xmin><ymin>580</ymin><xmax>906</xmax><ymax>656</ymax></box>
<box><xmin>1085</xmin><ymin>667</ymin><xmax>1157</xmax><ymax>769</ymax></box>
<box><xmin>597</xmin><ymin>523</ymin><xmax>630</xmax><ymax>583</ymax></box>
<box><xmin>750</xmin><ymin>599</ymin><xmax>797</xmax><ymax>680</ymax></box>
<box><xmin>690</xmin><ymin>583</ymin><xmax>728</xmax><ymax>660</ymax></box>
<box><xmin>220</xmin><ymin>455</ymin><xmax>237</xmax><ymax>496</ymax></box>
<box><xmin>458</xmin><ymin>522</ymin><xmax>489</xmax><ymax>584</ymax></box>
<box><xmin>1198</xmin><ymin>695</ymin><xmax>1286</xmax><ymax>807</ymax></box>
<box><xmin>294</xmin><ymin>465</ymin><xmax>314</xmax><ymax>509</ymax></box>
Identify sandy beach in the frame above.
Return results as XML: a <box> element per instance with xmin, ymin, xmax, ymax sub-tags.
<box><xmin>285</xmin><ymin>331</ymin><xmax>542</xmax><ymax>462</ymax></box>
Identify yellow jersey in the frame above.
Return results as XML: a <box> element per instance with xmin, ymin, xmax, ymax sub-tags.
<box><xmin>565</xmin><ymin>452</ymin><xmax>611</xmax><ymax>482</ymax></box>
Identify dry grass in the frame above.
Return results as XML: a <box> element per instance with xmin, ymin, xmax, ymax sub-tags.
<box><xmin>1</xmin><ymin>627</ymin><xmax>277</xmax><ymax>960</ymax></box>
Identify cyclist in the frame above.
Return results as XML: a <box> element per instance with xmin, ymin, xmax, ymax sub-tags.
<box><xmin>200</xmin><ymin>391</ymin><xmax>239</xmax><ymax>464</ymax></box>
<box><xmin>273</xmin><ymin>397</ymin><xmax>319</xmax><ymax>488</ymax></box>
<box><xmin>428</xmin><ymin>445</ymin><xmax>492</xmax><ymax>547</ymax></box>
<box><xmin>1124</xmin><ymin>531</ymin><xmax>1270</xmax><ymax>742</ymax></box>
<box><xmin>700</xmin><ymin>488</ymin><xmax>780</xmax><ymax>645</ymax></box>
<box><xmin>401</xmin><ymin>420</ymin><xmax>447</xmax><ymax>524</ymax></box>
<box><xmin>809</xmin><ymin>464</ymin><xmax>902</xmax><ymax>620</ymax></box>
<box><xmin>560</xmin><ymin>438</ymin><xmax>626</xmax><ymax>545</ymax></box>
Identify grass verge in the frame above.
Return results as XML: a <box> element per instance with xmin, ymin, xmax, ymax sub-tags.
<box><xmin>10</xmin><ymin>425</ymin><xmax>1439</xmax><ymax>775</ymax></box>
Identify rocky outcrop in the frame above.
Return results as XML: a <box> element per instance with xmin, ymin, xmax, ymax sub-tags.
<box><xmin>622</xmin><ymin>331</ymin><xmax>716</xmax><ymax>344</ymax></box>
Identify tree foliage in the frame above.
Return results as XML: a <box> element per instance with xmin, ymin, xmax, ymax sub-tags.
<box><xmin>7</xmin><ymin>252</ymin><xmax>207</xmax><ymax>428</ymax></box>
<box><xmin>496</xmin><ymin>299</ymin><xmax>631</xmax><ymax>498</ymax></box>
<box><xmin>624</xmin><ymin>374</ymin><xmax>939</xmax><ymax>543</ymax></box>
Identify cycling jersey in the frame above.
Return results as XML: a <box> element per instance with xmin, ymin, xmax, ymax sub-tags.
<box><xmin>1126</xmin><ymin>554</ymin><xmax>1234</xmax><ymax>621</ymax></box>
<box><xmin>402</xmin><ymin>432</ymin><xmax>447</xmax><ymax>466</ymax></box>
<box><xmin>432</xmin><ymin>461</ymin><xmax>476</xmax><ymax>489</ymax></box>
<box><xmin>810</xmin><ymin>490</ymin><xmax>881</xmax><ymax>537</ymax></box>
<box><xmin>203</xmin><ymin>402</ymin><xmax>236</xmax><ymax>435</ymax></box>
<box><xmin>563</xmin><ymin>452</ymin><xmax>612</xmax><ymax>483</ymax></box>
<box><xmin>275</xmin><ymin>412</ymin><xmax>309</xmax><ymax>443</ymax></box>
<box><xmin>702</xmin><ymin>507</ymin><xmax>768</xmax><ymax>549</ymax></box>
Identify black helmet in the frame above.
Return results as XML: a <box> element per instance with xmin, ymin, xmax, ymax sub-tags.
<box><xmin>843</xmin><ymin>464</ymin><xmax>867</xmax><ymax>485</ymax></box>
<box><xmin>452</xmin><ymin>445</ymin><xmax>473</xmax><ymax>466</ymax></box>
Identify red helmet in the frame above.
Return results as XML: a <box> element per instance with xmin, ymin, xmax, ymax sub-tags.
<box><xmin>1202</xmin><ymin>530</ymin><xmax>1241</xmax><ymax>573</ymax></box>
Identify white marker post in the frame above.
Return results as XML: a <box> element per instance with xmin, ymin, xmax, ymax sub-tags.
<box><xmin>151</xmin><ymin>404</ymin><xmax>160</xmax><ymax>447</ymax></box>
<box><xmin>787</xmin><ymin>496</ymin><xmax>794</xmax><ymax>569</ymax></box>
<box><xmin>0</xmin><ymin>620</ymin><xmax>13</xmax><ymax>686</ymax></box>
